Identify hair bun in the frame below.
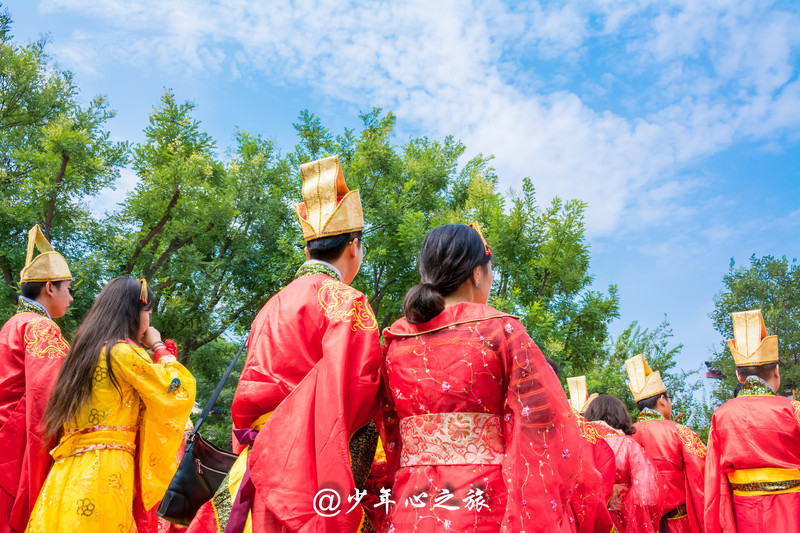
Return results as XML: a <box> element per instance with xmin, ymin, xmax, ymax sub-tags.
<box><xmin>403</xmin><ymin>283</ymin><xmax>446</xmax><ymax>324</ymax></box>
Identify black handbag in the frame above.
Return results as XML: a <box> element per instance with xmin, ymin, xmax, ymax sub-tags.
<box><xmin>157</xmin><ymin>335</ymin><xmax>249</xmax><ymax>526</ymax></box>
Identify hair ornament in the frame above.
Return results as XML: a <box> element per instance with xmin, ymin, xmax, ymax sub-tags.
<box><xmin>138</xmin><ymin>278</ymin><xmax>149</xmax><ymax>305</ymax></box>
<box><xmin>467</xmin><ymin>222</ymin><xmax>492</xmax><ymax>257</ymax></box>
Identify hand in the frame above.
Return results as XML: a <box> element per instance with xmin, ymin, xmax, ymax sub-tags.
<box><xmin>141</xmin><ymin>326</ymin><xmax>162</xmax><ymax>349</ymax></box>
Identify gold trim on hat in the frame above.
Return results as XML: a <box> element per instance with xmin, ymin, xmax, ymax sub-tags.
<box><xmin>19</xmin><ymin>225</ymin><xmax>72</xmax><ymax>283</ymax></box>
<box><xmin>295</xmin><ymin>155</ymin><xmax>364</xmax><ymax>241</ymax></box>
<box><xmin>625</xmin><ymin>354</ymin><xmax>667</xmax><ymax>403</ymax></box>
<box><xmin>567</xmin><ymin>375</ymin><xmax>597</xmax><ymax>414</ymax></box>
<box><xmin>728</xmin><ymin>309</ymin><xmax>779</xmax><ymax>367</ymax></box>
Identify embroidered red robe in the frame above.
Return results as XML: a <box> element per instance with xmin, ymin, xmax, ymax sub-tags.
<box><xmin>703</xmin><ymin>383</ymin><xmax>800</xmax><ymax>532</ymax></box>
<box><xmin>377</xmin><ymin>302</ymin><xmax>613</xmax><ymax>533</ymax></box>
<box><xmin>0</xmin><ymin>310</ymin><xmax>69</xmax><ymax>533</ymax></box>
<box><xmin>188</xmin><ymin>270</ymin><xmax>381</xmax><ymax>532</ymax></box>
<box><xmin>631</xmin><ymin>413</ymin><xmax>706</xmax><ymax>533</ymax></box>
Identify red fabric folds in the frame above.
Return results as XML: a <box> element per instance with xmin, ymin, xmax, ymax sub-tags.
<box><xmin>377</xmin><ymin>302</ymin><xmax>612</xmax><ymax>533</ymax></box>
<box><xmin>238</xmin><ymin>274</ymin><xmax>382</xmax><ymax>532</ymax></box>
<box><xmin>0</xmin><ymin>312</ymin><xmax>68</xmax><ymax>533</ymax></box>
<box><xmin>631</xmin><ymin>416</ymin><xmax>706</xmax><ymax>533</ymax></box>
<box><xmin>703</xmin><ymin>394</ymin><xmax>800</xmax><ymax>533</ymax></box>
<box><xmin>588</xmin><ymin>422</ymin><xmax>661</xmax><ymax>532</ymax></box>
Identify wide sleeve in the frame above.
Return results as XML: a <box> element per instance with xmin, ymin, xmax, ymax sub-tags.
<box><xmin>110</xmin><ymin>343</ymin><xmax>196</xmax><ymax>510</ymax></box>
<box><xmin>702</xmin><ymin>419</ymin><xmax>734</xmax><ymax>533</ymax></box>
<box><xmin>500</xmin><ymin>320</ymin><xmax>612</xmax><ymax>533</ymax></box>
<box><xmin>0</xmin><ymin>317</ymin><xmax>68</xmax><ymax>532</ymax></box>
<box><xmin>249</xmin><ymin>287</ymin><xmax>382</xmax><ymax>532</ymax></box>
<box><xmin>677</xmin><ymin>424</ymin><xmax>707</xmax><ymax>532</ymax></box>
<box><xmin>623</xmin><ymin>438</ymin><xmax>661</xmax><ymax>532</ymax></box>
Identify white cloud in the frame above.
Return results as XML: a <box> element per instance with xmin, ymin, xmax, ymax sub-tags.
<box><xmin>39</xmin><ymin>0</ymin><xmax>800</xmax><ymax>238</ymax></box>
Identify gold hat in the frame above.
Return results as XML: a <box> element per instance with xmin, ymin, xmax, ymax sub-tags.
<box><xmin>19</xmin><ymin>225</ymin><xmax>72</xmax><ymax>283</ymax></box>
<box><xmin>295</xmin><ymin>155</ymin><xmax>364</xmax><ymax>241</ymax></box>
<box><xmin>625</xmin><ymin>354</ymin><xmax>667</xmax><ymax>403</ymax></box>
<box><xmin>727</xmin><ymin>309</ymin><xmax>778</xmax><ymax>367</ymax></box>
<box><xmin>567</xmin><ymin>375</ymin><xmax>598</xmax><ymax>414</ymax></box>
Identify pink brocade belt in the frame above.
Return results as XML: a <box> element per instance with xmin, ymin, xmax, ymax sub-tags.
<box><xmin>399</xmin><ymin>412</ymin><xmax>505</xmax><ymax>467</ymax></box>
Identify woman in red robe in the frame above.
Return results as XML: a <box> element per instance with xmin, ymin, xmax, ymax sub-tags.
<box><xmin>584</xmin><ymin>395</ymin><xmax>661</xmax><ymax>532</ymax></box>
<box><xmin>378</xmin><ymin>224</ymin><xmax>611</xmax><ymax>533</ymax></box>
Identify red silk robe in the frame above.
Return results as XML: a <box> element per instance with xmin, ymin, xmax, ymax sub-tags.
<box><xmin>588</xmin><ymin>421</ymin><xmax>661</xmax><ymax>533</ymax></box>
<box><xmin>378</xmin><ymin>302</ymin><xmax>613</xmax><ymax>533</ymax></box>
<box><xmin>575</xmin><ymin>415</ymin><xmax>616</xmax><ymax>507</ymax></box>
<box><xmin>188</xmin><ymin>269</ymin><xmax>381</xmax><ymax>533</ymax></box>
<box><xmin>631</xmin><ymin>411</ymin><xmax>706</xmax><ymax>533</ymax></box>
<box><xmin>703</xmin><ymin>379</ymin><xmax>800</xmax><ymax>533</ymax></box>
<box><xmin>0</xmin><ymin>308</ymin><xmax>68</xmax><ymax>533</ymax></box>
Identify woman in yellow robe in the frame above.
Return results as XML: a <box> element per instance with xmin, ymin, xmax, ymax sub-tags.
<box><xmin>26</xmin><ymin>277</ymin><xmax>196</xmax><ymax>533</ymax></box>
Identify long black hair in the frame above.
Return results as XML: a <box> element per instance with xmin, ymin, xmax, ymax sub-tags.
<box><xmin>403</xmin><ymin>224</ymin><xmax>492</xmax><ymax>324</ymax></box>
<box><xmin>584</xmin><ymin>394</ymin><xmax>636</xmax><ymax>435</ymax></box>
<box><xmin>44</xmin><ymin>277</ymin><xmax>153</xmax><ymax>440</ymax></box>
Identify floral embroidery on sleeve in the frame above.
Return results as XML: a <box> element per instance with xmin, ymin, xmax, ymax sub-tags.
<box><xmin>25</xmin><ymin>316</ymin><xmax>69</xmax><ymax>359</ymax></box>
<box><xmin>317</xmin><ymin>279</ymin><xmax>378</xmax><ymax>331</ymax></box>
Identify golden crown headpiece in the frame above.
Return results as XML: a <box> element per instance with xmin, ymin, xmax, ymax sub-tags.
<box><xmin>567</xmin><ymin>375</ymin><xmax>598</xmax><ymax>414</ymax></box>
<box><xmin>727</xmin><ymin>309</ymin><xmax>778</xmax><ymax>367</ymax></box>
<box><xmin>625</xmin><ymin>354</ymin><xmax>667</xmax><ymax>403</ymax></box>
<box><xmin>19</xmin><ymin>224</ymin><xmax>72</xmax><ymax>283</ymax></box>
<box><xmin>295</xmin><ymin>155</ymin><xmax>364</xmax><ymax>242</ymax></box>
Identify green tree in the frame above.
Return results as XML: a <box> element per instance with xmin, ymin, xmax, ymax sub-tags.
<box><xmin>586</xmin><ymin>318</ymin><xmax>709</xmax><ymax>439</ymax></box>
<box><xmin>708</xmin><ymin>255</ymin><xmax>800</xmax><ymax>403</ymax></box>
<box><xmin>110</xmin><ymin>91</ymin><xmax>298</xmax><ymax>362</ymax></box>
<box><xmin>0</xmin><ymin>7</ymin><xmax>127</xmax><ymax>330</ymax></box>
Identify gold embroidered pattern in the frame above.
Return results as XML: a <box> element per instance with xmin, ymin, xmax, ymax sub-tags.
<box><xmin>24</xmin><ymin>316</ymin><xmax>69</xmax><ymax>359</ymax></box>
<box><xmin>791</xmin><ymin>400</ymin><xmax>800</xmax><ymax>425</ymax></box>
<box><xmin>678</xmin><ymin>425</ymin><xmax>707</xmax><ymax>459</ymax></box>
<box><xmin>317</xmin><ymin>279</ymin><xmax>378</xmax><ymax>331</ymax></box>
<box><xmin>730</xmin><ymin>479</ymin><xmax>800</xmax><ymax>492</ymax></box>
<box><xmin>576</xmin><ymin>416</ymin><xmax>607</xmax><ymax>444</ymax></box>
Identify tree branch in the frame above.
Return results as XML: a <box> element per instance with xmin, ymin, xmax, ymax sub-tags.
<box><xmin>124</xmin><ymin>189</ymin><xmax>180</xmax><ymax>274</ymax></box>
<box><xmin>43</xmin><ymin>153</ymin><xmax>69</xmax><ymax>240</ymax></box>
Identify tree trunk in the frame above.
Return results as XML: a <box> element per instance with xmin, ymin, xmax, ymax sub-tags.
<box><xmin>124</xmin><ymin>190</ymin><xmax>180</xmax><ymax>274</ymax></box>
<box><xmin>43</xmin><ymin>153</ymin><xmax>69</xmax><ymax>240</ymax></box>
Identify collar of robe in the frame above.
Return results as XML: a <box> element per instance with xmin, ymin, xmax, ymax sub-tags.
<box><xmin>294</xmin><ymin>260</ymin><xmax>341</xmax><ymax>282</ymax></box>
<box><xmin>738</xmin><ymin>376</ymin><xmax>776</xmax><ymax>397</ymax></box>
<box><xmin>16</xmin><ymin>296</ymin><xmax>51</xmax><ymax>319</ymax></box>
<box><xmin>636</xmin><ymin>407</ymin><xmax>665</xmax><ymax>422</ymax></box>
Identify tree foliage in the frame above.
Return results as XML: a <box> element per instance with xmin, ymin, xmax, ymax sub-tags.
<box><xmin>0</xmin><ymin>6</ymin><xmax>128</xmax><ymax>330</ymax></box>
<box><xmin>708</xmin><ymin>255</ymin><xmax>800</xmax><ymax>403</ymax></box>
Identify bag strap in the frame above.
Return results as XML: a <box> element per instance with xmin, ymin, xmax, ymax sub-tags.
<box><xmin>191</xmin><ymin>333</ymin><xmax>249</xmax><ymax>436</ymax></box>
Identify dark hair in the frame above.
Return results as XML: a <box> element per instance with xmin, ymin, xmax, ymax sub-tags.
<box><xmin>585</xmin><ymin>394</ymin><xmax>636</xmax><ymax>435</ymax></box>
<box><xmin>636</xmin><ymin>391</ymin><xmax>669</xmax><ymax>412</ymax></box>
<box><xmin>21</xmin><ymin>280</ymin><xmax>66</xmax><ymax>300</ymax></box>
<box><xmin>736</xmin><ymin>363</ymin><xmax>778</xmax><ymax>382</ymax></box>
<box><xmin>403</xmin><ymin>225</ymin><xmax>492</xmax><ymax>324</ymax></box>
<box><xmin>306</xmin><ymin>231</ymin><xmax>362</xmax><ymax>263</ymax></box>
<box><xmin>44</xmin><ymin>277</ymin><xmax>154</xmax><ymax>440</ymax></box>
<box><xmin>545</xmin><ymin>356</ymin><xmax>560</xmax><ymax>379</ymax></box>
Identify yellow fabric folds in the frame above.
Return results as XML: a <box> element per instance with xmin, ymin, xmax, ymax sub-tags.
<box><xmin>728</xmin><ymin>467</ymin><xmax>800</xmax><ymax>496</ymax></box>
<box><xmin>26</xmin><ymin>342</ymin><xmax>195</xmax><ymax>532</ymax></box>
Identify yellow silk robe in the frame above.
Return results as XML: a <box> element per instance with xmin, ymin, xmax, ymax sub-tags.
<box><xmin>26</xmin><ymin>341</ymin><xmax>195</xmax><ymax>533</ymax></box>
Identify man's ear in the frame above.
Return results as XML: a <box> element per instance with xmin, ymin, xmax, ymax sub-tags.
<box><xmin>735</xmin><ymin>370</ymin><xmax>745</xmax><ymax>383</ymax></box>
<box><xmin>44</xmin><ymin>281</ymin><xmax>56</xmax><ymax>297</ymax></box>
<box><xmin>304</xmin><ymin>247</ymin><xmax>310</xmax><ymax>260</ymax></box>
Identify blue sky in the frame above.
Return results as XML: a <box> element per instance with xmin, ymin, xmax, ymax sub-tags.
<box><xmin>6</xmin><ymin>0</ymin><xmax>799</xmax><ymax>378</ymax></box>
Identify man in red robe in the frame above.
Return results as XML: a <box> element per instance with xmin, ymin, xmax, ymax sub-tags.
<box><xmin>0</xmin><ymin>225</ymin><xmax>73</xmax><ymax>533</ymax></box>
<box><xmin>188</xmin><ymin>155</ymin><xmax>381</xmax><ymax>533</ymax></box>
<box><xmin>704</xmin><ymin>309</ymin><xmax>800</xmax><ymax>532</ymax></box>
<box><xmin>626</xmin><ymin>354</ymin><xmax>706</xmax><ymax>533</ymax></box>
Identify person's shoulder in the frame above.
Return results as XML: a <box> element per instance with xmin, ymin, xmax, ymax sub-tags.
<box><xmin>109</xmin><ymin>341</ymin><xmax>150</xmax><ymax>361</ymax></box>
